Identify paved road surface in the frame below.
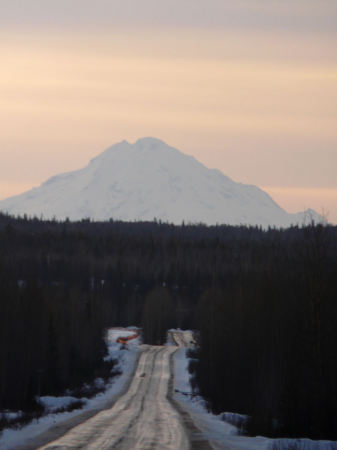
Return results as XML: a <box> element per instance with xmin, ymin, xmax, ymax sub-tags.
<box><xmin>39</xmin><ymin>332</ymin><xmax>205</xmax><ymax>450</ymax></box>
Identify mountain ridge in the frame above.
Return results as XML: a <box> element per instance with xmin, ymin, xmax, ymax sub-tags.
<box><xmin>0</xmin><ymin>138</ymin><xmax>323</xmax><ymax>227</ymax></box>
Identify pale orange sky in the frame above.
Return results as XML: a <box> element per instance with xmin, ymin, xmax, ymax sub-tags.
<box><xmin>0</xmin><ymin>1</ymin><xmax>336</xmax><ymax>223</ymax></box>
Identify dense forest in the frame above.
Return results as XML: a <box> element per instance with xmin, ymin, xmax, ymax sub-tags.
<box><xmin>0</xmin><ymin>212</ymin><xmax>336</xmax><ymax>440</ymax></box>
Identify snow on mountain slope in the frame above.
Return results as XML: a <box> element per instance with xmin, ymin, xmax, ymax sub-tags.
<box><xmin>0</xmin><ymin>137</ymin><xmax>323</xmax><ymax>227</ymax></box>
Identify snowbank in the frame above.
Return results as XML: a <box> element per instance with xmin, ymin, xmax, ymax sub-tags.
<box><xmin>37</xmin><ymin>396</ymin><xmax>87</xmax><ymax>413</ymax></box>
<box><xmin>270</xmin><ymin>439</ymin><xmax>337</xmax><ymax>450</ymax></box>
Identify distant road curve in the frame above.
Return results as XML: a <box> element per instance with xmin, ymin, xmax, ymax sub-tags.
<box><xmin>38</xmin><ymin>331</ymin><xmax>209</xmax><ymax>450</ymax></box>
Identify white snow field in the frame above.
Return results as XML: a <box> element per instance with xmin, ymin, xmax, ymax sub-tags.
<box><xmin>0</xmin><ymin>137</ymin><xmax>323</xmax><ymax>228</ymax></box>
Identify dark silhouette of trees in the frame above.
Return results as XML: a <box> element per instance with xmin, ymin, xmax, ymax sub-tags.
<box><xmin>192</xmin><ymin>223</ymin><xmax>337</xmax><ymax>440</ymax></box>
<box><xmin>0</xmin><ymin>212</ymin><xmax>336</xmax><ymax>439</ymax></box>
<box><xmin>141</xmin><ymin>287</ymin><xmax>174</xmax><ymax>344</ymax></box>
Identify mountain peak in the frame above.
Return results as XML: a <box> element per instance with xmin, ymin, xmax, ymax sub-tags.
<box><xmin>91</xmin><ymin>137</ymin><xmax>175</xmax><ymax>165</ymax></box>
<box><xmin>134</xmin><ymin>137</ymin><xmax>167</xmax><ymax>147</ymax></box>
<box><xmin>0</xmin><ymin>138</ymin><xmax>324</xmax><ymax>227</ymax></box>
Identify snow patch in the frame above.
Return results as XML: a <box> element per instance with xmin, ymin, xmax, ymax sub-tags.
<box><xmin>37</xmin><ymin>396</ymin><xmax>86</xmax><ymax>413</ymax></box>
<box><xmin>269</xmin><ymin>440</ymin><xmax>337</xmax><ymax>450</ymax></box>
<box><xmin>0</xmin><ymin>411</ymin><xmax>23</xmax><ymax>421</ymax></box>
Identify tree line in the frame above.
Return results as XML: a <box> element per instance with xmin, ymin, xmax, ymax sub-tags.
<box><xmin>0</xmin><ymin>212</ymin><xmax>336</xmax><ymax>439</ymax></box>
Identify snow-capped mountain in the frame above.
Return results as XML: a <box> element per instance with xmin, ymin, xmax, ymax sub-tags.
<box><xmin>0</xmin><ymin>138</ymin><xmax>322</xmax><ymax>227</ymax></box>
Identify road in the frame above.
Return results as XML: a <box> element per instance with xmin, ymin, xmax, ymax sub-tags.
<box><xmin>38</xmin><ymin>331</ymin><xmax>206</xmax><ymax>450</ymax></box>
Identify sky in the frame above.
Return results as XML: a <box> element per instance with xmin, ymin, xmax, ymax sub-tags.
<box><xmin>0</xmin><ymin>0</ymin><xmax>336</xmax><ymax>222</ymax></box>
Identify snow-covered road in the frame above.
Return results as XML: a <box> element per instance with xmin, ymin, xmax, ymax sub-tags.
<box><xmin>39</xmin><ymin>333</ymin><xmax>197</xmax><ymax>450</ymax></box>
